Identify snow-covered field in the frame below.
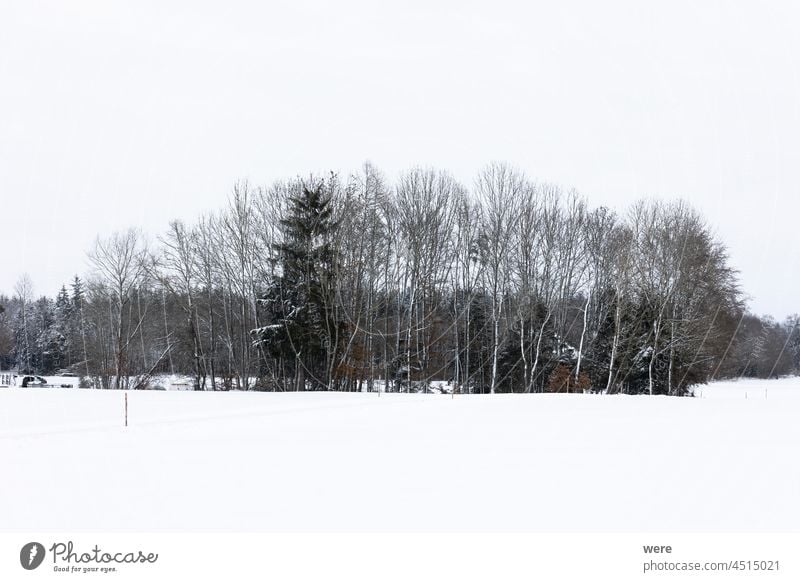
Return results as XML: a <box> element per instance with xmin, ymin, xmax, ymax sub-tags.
<box><xmin>0</xmin><ymin>377</ymin><xmax>798</xmax><ymax>532</ymax></box>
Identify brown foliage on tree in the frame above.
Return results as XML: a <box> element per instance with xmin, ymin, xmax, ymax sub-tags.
<box><xmin>546</xmin><ymin>363</ymin><xmax>591</xmax><ymax>393</ymax></box>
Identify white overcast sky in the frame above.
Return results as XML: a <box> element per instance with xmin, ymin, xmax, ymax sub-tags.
<box><xmin>1</xmin><ymin>1</ymin><xmax>798</xmax><ymax>317</ymax></box>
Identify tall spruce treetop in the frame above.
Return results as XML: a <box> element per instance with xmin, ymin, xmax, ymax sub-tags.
<box><xmin>70</xmin><ymin>276</ymin><xmax>85</xmax><ymax>307</ymax></box>
<box><xmin>277</xmin><ymin>181</ymin><xmax>338</xmax><ymax>284</ymax></box>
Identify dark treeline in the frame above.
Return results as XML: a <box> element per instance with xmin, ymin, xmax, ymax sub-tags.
<box><xmin>1</xmin><ymin>163</ymin><xmax>798</xmax><ymax>394</ymax></box>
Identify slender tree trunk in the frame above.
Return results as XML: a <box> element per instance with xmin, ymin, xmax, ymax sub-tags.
<box><xmin>528</xmin><ymin>310</ymin><xmax>551</xmax><ymax>393</ymax></box>
<box><xmin>606</xmin><ymin>286</ymin><xmax>623</xmax><ymax>394</ymax></box>
<box><xmin>648</xmin><ymin>319</ymin><xmax>662</xmax><ymax>396</ymax></box>
<box><xmin>519</xmin><ymin>315</ymin><xmax>527</xmax><ymax>395</ymax></box>
<box><xmin>162</xmin><ymin>289</ymin><xmax>174</xmax><ymax>375</ymax></box>
<box><xmin>490</xmin><ymin>295</ymin><xmax>502</xmax><ymax>394</ymax></box>
<box><xmin>115</xmin><ymin>296</ymin><xmax>124</xmax><ymax>390</ymax></box>
<box><xmin>207</xmin><ymin>285</ymin><xmax>217</xmax><ymax>390</ymax></box>
<box><xmin>575</xmin><ymin>290</ymin><xmax>591</xmax><ymax>387</ymax></box>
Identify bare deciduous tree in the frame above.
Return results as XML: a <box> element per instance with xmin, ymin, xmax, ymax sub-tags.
<box><xmin>88</xmin><ymin>228</ymin><xmax>149</xmax><ymax>389</ymax></box>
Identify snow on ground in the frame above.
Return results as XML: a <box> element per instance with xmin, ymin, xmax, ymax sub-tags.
<box><xmin>0</xmin><ymin>377</ymin><xmax>799</xmax><ymax>532</ymax></box>
<box><xmin>693</xmin><ymin>376</ymin><xmax>800</xmax><ymax>400</ymax></box>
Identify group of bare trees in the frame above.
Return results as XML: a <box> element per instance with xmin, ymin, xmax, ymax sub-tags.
<box><xmin>0</xmin><ymin>162</ymin><xmax>796</xmax><ymax>393</ymax></box>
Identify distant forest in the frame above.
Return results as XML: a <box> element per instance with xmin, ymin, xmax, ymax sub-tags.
<box><xmin>1</xmin><ymin>163</ymin><xmax>797</xmax><ymax>394</ymax></box>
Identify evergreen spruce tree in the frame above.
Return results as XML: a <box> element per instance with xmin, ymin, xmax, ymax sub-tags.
<box><xmin>70</xmin><ymin>276</ymin><xmax>90</xmax><ymax>377</ymax></box>
<box><xmin>258</xmin><ymin>179</ymin><xmax>342</xmax><ymax>390</ymax></box>
<box><xmin>54</xmin><ymin>285</ymin><xmax>73</xmax><ymax>368</ymax></box>
<box><xmin>33</xmin><ymin>297</ymin><xmax>61</xmax><ymax>373</ymax></box>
